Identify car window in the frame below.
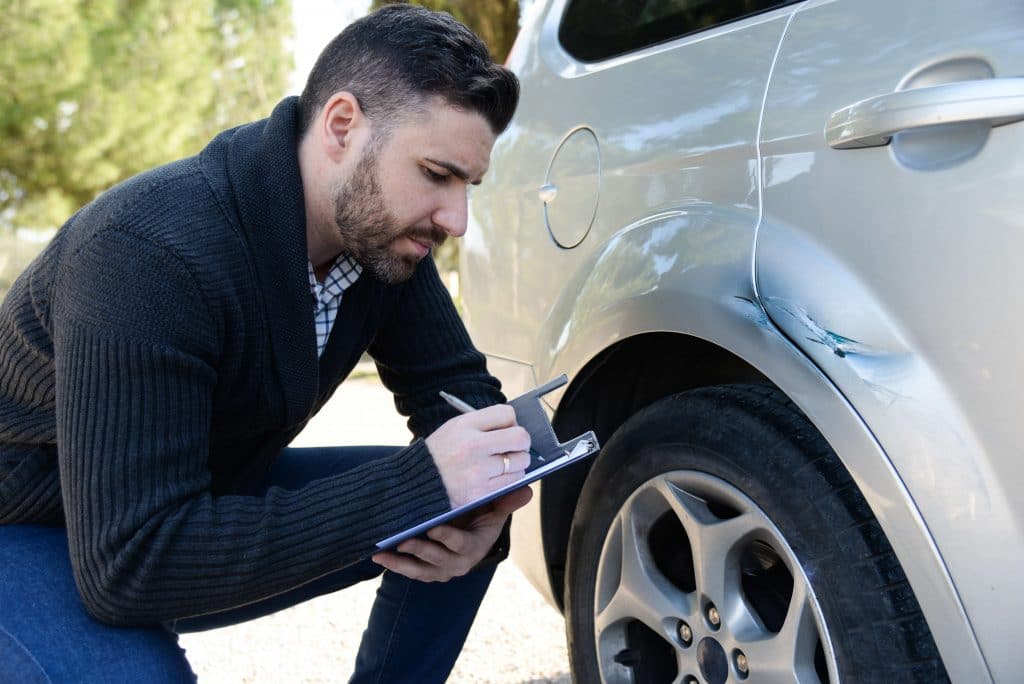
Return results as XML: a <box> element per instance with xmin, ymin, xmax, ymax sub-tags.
<box><xmin>559</xmin><ymin>0</ymin><xmax>795</xmax><ymax>62</ymax></box>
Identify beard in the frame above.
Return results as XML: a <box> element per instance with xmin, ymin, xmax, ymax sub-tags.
<box><xmin>332</xmin><ymin>144</ymin><xmax>448</xmax><ymax>284</ymax></box>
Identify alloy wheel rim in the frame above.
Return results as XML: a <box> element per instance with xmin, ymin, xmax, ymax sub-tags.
<box><xmin>593</xmin><ymin>470</ymin><xmax>837</xmax><ymax>684</ymax></box>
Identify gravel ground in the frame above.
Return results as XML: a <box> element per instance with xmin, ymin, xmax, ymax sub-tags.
<box><xmin>179</xmin><ymin>374</ymin><xmax>572</xmax><ymax>683</ymax></box>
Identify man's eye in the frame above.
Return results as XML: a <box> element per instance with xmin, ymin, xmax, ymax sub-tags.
<box><xmin>423</xmin><ymin>167</ymin><xmax>447</xmax><ymax>182</ymax></box>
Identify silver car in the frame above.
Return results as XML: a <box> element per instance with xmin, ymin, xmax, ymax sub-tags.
<box><xmin>461</xmin><ymin>1</ymin><xmax>1024</xmax><ymax>682</ymax></box>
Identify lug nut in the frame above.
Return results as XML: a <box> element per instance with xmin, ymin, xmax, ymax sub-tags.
<box><xmin>706</xmin><ymin>604</ymin><xmax>721</xmax><ymax>629</ymax></box>
<box><xmin>683</xmin><ymin>677</ymin><xmax>699</xmax><ymax>684</ymax></box>
<box><xmin>677</xmin><ymin>621</ymin><xmax>693</xmax><ymax>646</ymax></box>
<box><xmin>735</xmin><ymin>650</ymin><xmax>749</xmax><ymax>676</ymax></box>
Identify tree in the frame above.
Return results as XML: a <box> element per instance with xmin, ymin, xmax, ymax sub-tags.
<box><xmin>0</xmin><ymin>0</ymin><xmax>293</xmax><ymax>231</ymax></box>
<box><xmin>369</xmin><ymin>0</ymin><xmax>520</xmax><ymax>63</ymax></box>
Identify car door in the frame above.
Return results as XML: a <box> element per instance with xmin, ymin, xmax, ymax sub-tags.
<box><xmin>756</xmin><ymin>1</ymin><xmax>1024</xmax><ymax>680</ymax></box>
<box><xmin>463</xmin><ymin>0</ymin><xmax>800</xmax><ymax>394</ymax></box>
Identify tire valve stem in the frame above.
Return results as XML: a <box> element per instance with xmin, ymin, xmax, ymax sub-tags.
<box><xmin>613</xmin><ymin>648</ymin><xmax>640</xmax><ymax>667</ymax></box>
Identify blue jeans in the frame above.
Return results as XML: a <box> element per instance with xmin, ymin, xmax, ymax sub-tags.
<box><xmin>0</xmin><ymin>446</ymin><xmax>496</xmax><ymax>683</ymax></box>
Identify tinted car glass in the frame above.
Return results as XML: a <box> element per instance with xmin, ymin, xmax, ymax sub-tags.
<box><xmin>559</xmin><ymin>0</ymin><xmax>794</xmax><ymax>62</ymax></box>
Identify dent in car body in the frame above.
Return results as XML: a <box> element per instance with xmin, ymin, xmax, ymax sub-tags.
<box><xmin>757</xmin><ymin>1</ymin><xmax>1024</xmax><ymax>678</ymax></box>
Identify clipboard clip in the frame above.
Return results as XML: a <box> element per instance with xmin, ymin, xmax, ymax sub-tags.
<box><xmin>564</xmin><ymin>438</ymin><xmax>595</xmax><ymax>460</ymax></box>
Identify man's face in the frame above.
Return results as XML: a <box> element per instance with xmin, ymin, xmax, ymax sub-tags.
<box><xmin>332</xmin><ymin>100</ymin><xmax>496</xmax><ymax>284</ymax></box>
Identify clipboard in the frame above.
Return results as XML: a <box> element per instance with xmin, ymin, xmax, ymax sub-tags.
<box><xmin>375</xmin><ymin>375</ymin><xmax>600</xmax><ymax>552</ymax></box>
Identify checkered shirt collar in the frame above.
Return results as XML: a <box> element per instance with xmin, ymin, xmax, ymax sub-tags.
<box><xmin>307</xmin><ymin>253</ymin><xmax>362</xmax><ymax>301</ymax></box>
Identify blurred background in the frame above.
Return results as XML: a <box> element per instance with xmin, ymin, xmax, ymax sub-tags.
<box><xmin>0</xmin><ymin>0</ymin><xmax>527</xmax><ymax>299</ymax></box>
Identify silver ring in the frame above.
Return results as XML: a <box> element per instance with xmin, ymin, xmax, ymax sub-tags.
<box><xmin>501</xmin><ymin>455</ymin><xmax>511</xmax><ymax>475</ymax></box>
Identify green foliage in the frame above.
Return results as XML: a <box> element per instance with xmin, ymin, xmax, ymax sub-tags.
<box><xmin>0</xmin><ymin>0</ymin><xmax>293</xmax><ymax>231</ymax></box>
<box><xmin>369</xmin><ymin>0</ymin><xmax>519</xmax><ymax>66</ymax></box>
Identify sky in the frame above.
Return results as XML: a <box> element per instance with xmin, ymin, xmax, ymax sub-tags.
<box><xmin>289</xmin><ymin>0</ymin><xmax>372</xmax><ymax>94</ymax></box>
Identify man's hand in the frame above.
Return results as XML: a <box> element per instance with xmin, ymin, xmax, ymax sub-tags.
<box><xmin>371</xmin><ymin>487</ymin><xmax>533</xmax><ymax>581</ymax></box>
<box><xmin>424</xmin><ymin>404</ymin><xmax>531</xmax><ymax>508</ymax></box>
<box><xmin>375</xmin><ymin>404</ymin><xmax>532</xmax><ymax>581</ymax></box>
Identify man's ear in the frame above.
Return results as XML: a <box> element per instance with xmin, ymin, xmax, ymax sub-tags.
<box><xmin>319</xmin><ymin>91</ymin><xmax>366</xmax><ymax>162</ymax></box>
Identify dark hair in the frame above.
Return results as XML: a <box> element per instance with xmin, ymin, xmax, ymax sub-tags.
<box><xmin>297</xmin><ymin>4</ymin><xmax>520</xmax><ymax>138</ymax></box>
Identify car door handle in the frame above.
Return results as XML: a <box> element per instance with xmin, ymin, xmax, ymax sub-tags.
<box><xmin>826</xmin><ymin>77</ymin><xmax>1024</xmax><ymax>149</ymax></box>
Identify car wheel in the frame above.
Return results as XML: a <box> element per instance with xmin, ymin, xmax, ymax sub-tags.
<box><xmin>565</xmin><ymin>384</ymin><xmax>948</xmax><ymax>683</ymax></box>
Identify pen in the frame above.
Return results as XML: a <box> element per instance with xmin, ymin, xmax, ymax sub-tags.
<box><xmin>439</xmin><ymin>390</ymin><xmax>476</xmax><ymax>414</ymax></box>
<box><xmin>440</xmin><ymin>390</ymin><xmax>549</xmax><ymax>463</ymax></box>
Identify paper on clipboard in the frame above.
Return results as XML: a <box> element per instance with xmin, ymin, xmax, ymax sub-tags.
<box><xmin>374</xmin><ymin>375</ymin><xmax>600</xmax><ymax>552</ymax></box>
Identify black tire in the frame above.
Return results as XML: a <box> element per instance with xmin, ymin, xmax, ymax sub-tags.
<box><xmin>565</xmin><ymin>384</ymin><xmax>948</xmax><ymax>684</ymax></box>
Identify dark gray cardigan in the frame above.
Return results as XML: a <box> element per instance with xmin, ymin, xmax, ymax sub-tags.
<box><xmin>0</xmin><ymin>97</ymin><xmax>503</xmax><ymax>625</ymax></box>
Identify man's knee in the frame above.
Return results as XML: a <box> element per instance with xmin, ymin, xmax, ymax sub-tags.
<box><xmin>0</xmin><ymin>626</ymin><xmax>50</xmax><ymax>684</ymax></box>
<box><xmin>0</xmin><ymin>525</ymin><xmax>195</xmax><ymax>684</ymax></box>
<box><xmin>1</xmin><ymin>618</ymin><xmax>195</xmax><ymax>684</ymax></box>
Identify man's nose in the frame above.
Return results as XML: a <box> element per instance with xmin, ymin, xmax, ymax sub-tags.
<box><xmin>432</xmin><ymin>187</ymin><xmax>468</xmax><ymax>238</ymax></box>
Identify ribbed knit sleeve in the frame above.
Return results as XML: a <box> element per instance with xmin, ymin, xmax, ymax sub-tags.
<box><xmin>369</xmin><ymin>257</ymin><xmax>504</xmax><ymax>437</ymax></box>
<box><xmin>52</xmin><ymin>229</ymin><xmax>451</xmax><ymax>625</ymax></box>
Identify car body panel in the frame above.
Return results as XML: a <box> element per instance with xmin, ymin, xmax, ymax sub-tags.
<box><xmin>461</xmin><ymin>0</ymin><xmax>1018</xmax><ymax>680</ymax></box>
<box><xmin>488</xmin><ymin>207</ymin><xmax>987</xmax><ymax>683</ymax></box>
<box><xmin>758</xmin><ymin>1</ymin><xmax>1024</xmax><ymax>679</ymax></box>
<box><xmin>462</xmin><ymin>0</ymin><xmax>795</xmax><ymax>364</ymax></box>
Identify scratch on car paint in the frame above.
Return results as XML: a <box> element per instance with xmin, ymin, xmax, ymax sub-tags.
<box><xmin>763</xmin><ymin>297</ymin><xmax>874</xmax><ymax>357</ymax></box>
<box><xmin>731</xmin><ymin>295</ymin><xmax>770</xmax><ymax>327</ymax></box>
<box><xmin>761</xmin><ymin>296</ymin><xmax>906</xmax><ymax>405</ymax></box>
<box><xmin>842</xmin><ymin>355</ymin><xmax>905</xmax><ymax>407</ymax></box>
<box><xmin>792</xmin><ymin>310</ymin><xmax>871</xmax><ymax>358</ymax></box>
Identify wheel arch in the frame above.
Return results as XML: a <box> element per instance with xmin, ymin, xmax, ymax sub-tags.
<box><xmin>531</xmin><ymin>321</ymin><xmax>986</xmax><ymax>681</ymax></box>
<box><xmin>542</xmin><ymin>332</ymin><xmax>768</xmax><ymax>611</ymax></box>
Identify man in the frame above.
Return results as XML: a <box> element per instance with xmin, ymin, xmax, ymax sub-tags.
<box><xmin>0</xmin><ymin>5</ymin><xmax>530</xmax><ymax>682</ymax></box>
